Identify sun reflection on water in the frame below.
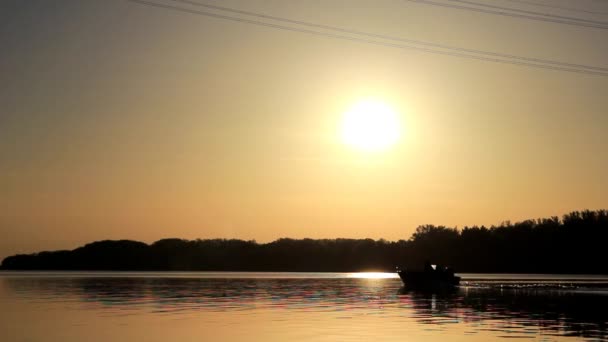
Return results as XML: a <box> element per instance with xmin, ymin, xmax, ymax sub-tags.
<box><xmin>347</xmin><ymin>272</ymin><xmax>398</xmax><ymax>279</ymax></box>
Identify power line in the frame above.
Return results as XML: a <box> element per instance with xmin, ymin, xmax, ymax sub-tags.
<box><xmin>448</xmin><ymin>0</ymin><xmax>608</xmax><ymax>25</ymax></box>
<box><xmin>167</xmin><ymin>0</ymin><xmax>608</xmax><ymax>73</ymax></box>
<box><xmin>404</xmin><ymin>0</ymin><xmax>608</xmax><ymax>30</ymax></box>
<box><xmin>126</xmin><ymin>0</ymin><xmax>608</xmax><ymax>76</ymax></box>
<box><xmin>502</xmin><ymin>0</ymin><xmax>608</xmax><ymax>16</ymax></box>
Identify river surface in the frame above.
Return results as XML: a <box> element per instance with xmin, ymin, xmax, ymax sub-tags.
<box><xmin>1</xmin><ymin>272</ymin><xmax>607</xmax><ymax>341</ymax></box>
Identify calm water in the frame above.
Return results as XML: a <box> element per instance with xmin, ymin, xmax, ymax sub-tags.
<box><xmin>1</xmin><ymin>272</ymin><xmax>608</xmax><ymax>341</ymax></box>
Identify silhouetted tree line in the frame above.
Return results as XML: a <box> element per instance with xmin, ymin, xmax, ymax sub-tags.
<box><xmin>2</xmin><ymin>210</ymin><xmax>608</xmax><ymax>273</ymax></box>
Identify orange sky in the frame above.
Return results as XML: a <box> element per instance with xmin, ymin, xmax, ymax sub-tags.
<box><xmin>1</xmin><ymin>0</ymin><xmax>607</xmax><ymax>259</ymax></box>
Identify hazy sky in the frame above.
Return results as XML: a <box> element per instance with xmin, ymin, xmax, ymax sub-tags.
<box><xmin>1</xmin><ymin>0</ymin><xmax>607</xmax><ymax>258</ymax></box>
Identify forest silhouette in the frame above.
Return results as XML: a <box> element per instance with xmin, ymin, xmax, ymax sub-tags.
<box><xmin>2</xmin><ymin>210</ymin><xmax>607</xmax><ymax>273</ymax></box>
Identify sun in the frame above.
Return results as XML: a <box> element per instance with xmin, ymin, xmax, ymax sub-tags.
<box><xmin>340</xmin><ymin>99</ymin><xmax>401</xmax><ymax>152</ymax></box>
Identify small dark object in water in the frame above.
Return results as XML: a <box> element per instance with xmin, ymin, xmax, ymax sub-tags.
<box><xmin>397</xmin><ymin>263</ymin><xmax>461</xmax><ymax>289</ymax></box>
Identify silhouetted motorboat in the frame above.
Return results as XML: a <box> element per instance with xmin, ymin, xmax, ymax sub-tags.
<box><xmin>397</xmin><ymin>264</ymin><xmax>461</xmax><ymax>289</ymax></box>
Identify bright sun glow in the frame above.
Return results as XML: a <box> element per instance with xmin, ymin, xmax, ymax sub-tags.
<box><xmin>340</xmin><ymin>99</ymin><xmax>401</xmax><ymax>152</ymax></box>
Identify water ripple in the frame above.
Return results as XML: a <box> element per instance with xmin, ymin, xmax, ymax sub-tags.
<box><xmin>1</xmin><ymin>272</ymin><xmax>608</xmax><ymax>340</ymax></box>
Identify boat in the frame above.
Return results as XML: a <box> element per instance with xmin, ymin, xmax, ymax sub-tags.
<box><xmin>397</xmin><ymin>263</ymin><xmax>461</xmax><ymax>289</ymax></box>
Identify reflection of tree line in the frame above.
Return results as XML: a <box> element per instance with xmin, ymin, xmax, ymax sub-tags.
<box><xmin>402</xmin><ymin>287</ymin><xmax>608</xmax><ymax>340</ymax></box>
<box><xmin>5</xmin><ymin>278</ymin><xmax>391</xmax><ymax>312</ymax></box>
<box><xmin>5</xmin><ymin>277</ymin><xmax>608</xmax><ymax>339</ymax></box>
<box><xmin>2</xmin><ymin>210</ymin><xmax>608</xmax><ymax>273</ymax></box>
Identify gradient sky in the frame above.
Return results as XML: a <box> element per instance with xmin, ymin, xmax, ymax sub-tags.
<box><xmin>1</xmin><ymin>0</ymin><xmax>607</xmax><ymax>259</ymax></box>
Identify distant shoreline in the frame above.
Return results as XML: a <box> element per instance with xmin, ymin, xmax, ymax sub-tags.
<box><xmin>3</xmin><ymin>210</ymin><xmax>607</xmax><ymax>274</ymax></box>
<box><xmin>2</xmin><ymin>271</ymin><xmax>608</xmax><ymax>285</ymax></box>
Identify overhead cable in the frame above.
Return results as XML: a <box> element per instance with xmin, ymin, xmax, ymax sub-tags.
<box><xmin>126</xmin><ymin>0</ymin><xmax>608</xmax><ymax>76</ymax></box>
<box><xmin>167</xmin><ymin>0</ymin><xmax>608</xmax><ymax>73</ymax></box>
<box><xmin>403</xmin><ymin>0</ymin><xmax>608</xmax><ymax>30</ymax></box>
<box><xmin>447</xmin><ymin>0</ymin><xmax>608</xmax><ymax>25</ymax></box>
<box><xmin>502</xmin><ymin>0</ymin><xmax>608</xmax><ymax>16</ymax></box>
